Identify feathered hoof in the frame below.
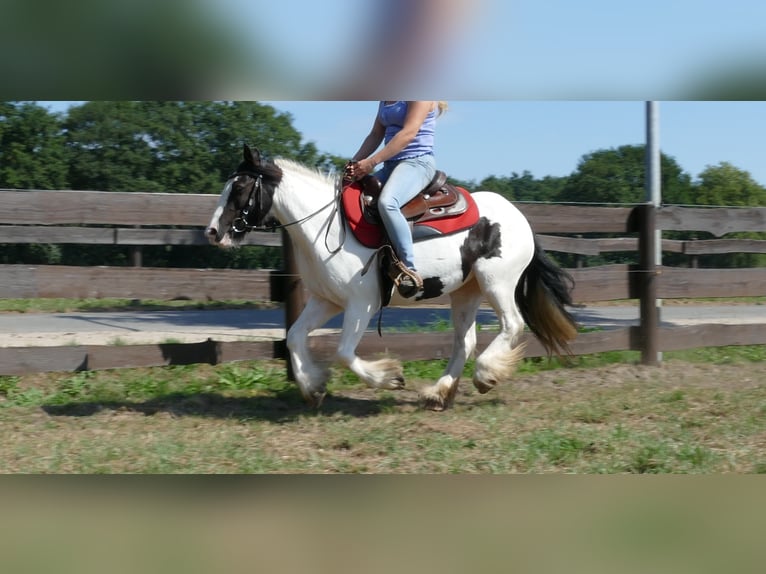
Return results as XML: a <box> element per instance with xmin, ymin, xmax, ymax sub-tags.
<box><xmin>389</xmin><ymin>376</ymin><xmax>405</xmax><ymax>390</ymax></box>
<box><xmin>472</xmin><ymin>377</ymin><xmax>496</xmax><ymax>395</ymax></box>
<box><xmin>421</xmin><ymin>393</ymin><xmax>448</xmax><ymax>412</ymax></box>
<box><xmin>419</xmin><ymin>384</ymin><xmax>456</xmax><ymax>411</ymax></box>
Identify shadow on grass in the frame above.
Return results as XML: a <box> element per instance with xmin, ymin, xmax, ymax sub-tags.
<box><xmin>41</xmin><ymin>388</ymin><xmax>420</xmax><ymax>422</ymax></box>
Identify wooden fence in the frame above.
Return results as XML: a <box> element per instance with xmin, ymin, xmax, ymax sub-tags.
<box><xmin>1</xmin><ymin>189</ymin><xmax>765</xmax><ymax>375</ymax></box>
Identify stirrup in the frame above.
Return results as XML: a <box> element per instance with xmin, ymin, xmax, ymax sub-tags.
<box><xmin>393</xmin><ymin>262</ymin><xmax>422</xmax><ymax>298</ymax></box>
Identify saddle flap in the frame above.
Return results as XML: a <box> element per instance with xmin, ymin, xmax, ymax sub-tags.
<box><xmin>401</xmin><ymin>186</ymin><xmax>460</xmax><ymax>220</ymax></box>
<box><xmin>401</xmin><ymin>171</ymin><xmax>465</xmax><ymax>222</ymax></box>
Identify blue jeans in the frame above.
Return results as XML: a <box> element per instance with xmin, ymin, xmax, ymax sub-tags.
<box><xmin>375</xmin><ymin>153</ymin><xmax>436</xmax><ymax>269</ymax></box>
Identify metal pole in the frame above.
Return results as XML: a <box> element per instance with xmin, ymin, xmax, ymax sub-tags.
<box><xmin>638</xmin><ymin>204</ymin><xmax>659</xmax><ymax>365</ymax></box>
<box><xmin>646</xmin><ymin>101</ymin><xmax>661</xmax><ymax>209</ymax></box>
<box><xmin>644</xmin><ymin>101</ymin><xmax>662</xmax><ymax>364</ymax></box>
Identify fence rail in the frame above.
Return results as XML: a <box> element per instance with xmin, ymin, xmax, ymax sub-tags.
<box><xmin>1</xmin><ymin>189</ymin><xmax>765</xmax><ymax>375</ymax></box>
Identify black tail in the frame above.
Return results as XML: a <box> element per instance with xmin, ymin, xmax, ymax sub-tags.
<box><xmin>515</xmin><ymin>238</ymin><xmax>578</xmax><ymax>357</ymax></box>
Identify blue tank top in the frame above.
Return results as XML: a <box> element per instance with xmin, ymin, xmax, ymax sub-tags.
<box><xmin>378</xmin><ymin>101</ymin><xmax>436</xmax><ymax>161</ymax></box>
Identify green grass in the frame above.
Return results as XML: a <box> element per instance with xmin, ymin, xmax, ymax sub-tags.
<box><xmin>0</xmin><ymin>298</ymin><xmax>278</xmax><ymax>314</ymax></box>
<box><xmin>665</xmin><ymin>345</ymin><xmax>766</xmax><ymax>363</ymax></box>
<box><xmin>3</xmin><ymin>296</ymin><xmax>763</xmax><ymax>315</ymax></box>
<box><xmin>1</xmin><ymin>344</ymin><xmax>764</xmax><ymax>473</ymax></box>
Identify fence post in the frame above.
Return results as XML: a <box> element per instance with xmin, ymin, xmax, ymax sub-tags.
<box><xmin>281</xmin><ymin>229</ymin><xmax>304</xmax><ymax>380</ymax></box>
<box><xmin>131</xmin><ymin>225</ymin><xmax>143</xmax><ymax>267</ymax></box>
<box><xmin>637</xmin><ymin>203</ymin><xmax>659</xmax><ymax>365</ymax></box>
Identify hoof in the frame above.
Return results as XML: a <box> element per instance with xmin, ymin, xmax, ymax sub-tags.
<box><xmin>311</xmin><ymin>390</ymin><xmax>327</xmax><ymax>409</ymax></box>
<box><xmin>301</xmin><ymin>388</ymin><xmax>327</xmax><ymax>409</ymax></box>
<box><xmin>419</xmin><ymin>385</ymin><xmax>454</xmax><ymax>411</ymax></box>
<box><xmin>390</xmin><ymin>376</ymin><xmax>405</xmax><ymax>390</ymax></box>
<box><xmin>422</xmin><ymin>397</ymin><xmax>448</xmax><ymax>412</ymax></box>
<box><xmin>473</xmin><ymin>378</ymin><xmax>496</xmax><ymax>395</ymax></box>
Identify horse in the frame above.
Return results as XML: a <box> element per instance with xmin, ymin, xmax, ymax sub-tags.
<box><xmin>206</xmin><ymin>144</ymin><xmax>578</xmax><ymax>411</ymax></box>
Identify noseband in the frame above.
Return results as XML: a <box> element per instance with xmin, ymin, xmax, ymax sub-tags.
<box><xmin>231</xmin><ymin>172</ymin><xmax>266</xmax><ymax>233</ymax></box>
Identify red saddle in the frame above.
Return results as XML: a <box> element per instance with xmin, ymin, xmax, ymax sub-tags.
<box><xmin>342</xmin><ymin>171</ymin><xmax>480</xmax><ymax>248</ymax></box>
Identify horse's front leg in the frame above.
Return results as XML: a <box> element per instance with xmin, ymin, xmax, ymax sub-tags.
<box><xmin>286</xmin><ymin>295</ymin><xmax>342</xmax><ymax>406</ymax></box>
<box><xmin>336</xmin><ymin>301</ymin><xmax>405</xmax><ymax>391</ymax></box>
<box><xmin>421</xmin><ymin>281</ymin><xmax>483</xmax><ymax>411</ymax></box>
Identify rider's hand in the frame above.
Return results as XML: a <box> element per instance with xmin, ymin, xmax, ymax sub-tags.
<box><xmin>344</xmin><ymin>159</ymin><xmax>376</xmax><ymax>181</ymax></box>
<box><xmin>343</xmin><ymin>161</ymin><xmax>355</xmax><ymax>182</ymax></box>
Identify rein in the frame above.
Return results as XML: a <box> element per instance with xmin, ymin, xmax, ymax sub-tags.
<box><xmin>231</xmin><ymin>170</ymin><xmax>347</xmax><ymax>255</ymax></box>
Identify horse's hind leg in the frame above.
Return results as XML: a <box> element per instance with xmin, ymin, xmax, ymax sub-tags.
<box><xmin>286</xmin><ymin>295</ymin><xmax>342</xmax><ymax>406</ymax></box>
<box><xmin>420</xmin><ymin>280</ymin><xmax>482</xmax><ymax>411</ymax></box>
<box><xmin>473</xmin><ymin>263</ymin><xmax>527</xmax><ymax>394</ymax></box>
<box><xmin>336</xmin><ymin>301</ymin><xmax>405</xmax><ymax>391</ymax></box>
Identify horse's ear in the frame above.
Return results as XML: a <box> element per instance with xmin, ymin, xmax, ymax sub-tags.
<box><xmin>243</xmin><ymin>144</ymin><xmax>261</xmax><ymax>166</ymax></box>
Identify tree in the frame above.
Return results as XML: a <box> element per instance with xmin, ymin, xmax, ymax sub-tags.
<box><xmin>63</xmin><ymin>101</ymin><xmax>343</xmax><ymax>194</ymax></box>
<box><xmin>64</xmin><ymin>101</ymin><xmax>165</xmax><ymax>192</ymax></box>
<box><xmin>0</xmin><ymin>102</ymin><xmax>69</xmax><ymax>189</ymax></box>
<box><xmin>692</xmin><ymin>162</ymin><xmax>766</xmax><ymax>268</ymax></box>
<box><xmin>694</xmin><ymin>162</ymin><xmax>766</xmax><ymax>207</ymax></box>
<box><xmin>558</xmin><ymin>145</ymin><xmax>693</xmax><ymax>205</ymax></box>
<box><xmin>478</xmin><ymin>171</ymin><xmax>567</xmax><ymax>203</ymax></box>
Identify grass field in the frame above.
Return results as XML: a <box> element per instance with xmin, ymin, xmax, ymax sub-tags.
<box><xmin>1</xmin><ymin>345</ymin><xmax>764</xmax><ymax>473</ymax></box>
<box><xmin>0</xmin><ymin>297</ymin><xmax>279</xmax><ymax>314</ymax></box>
<box><xmin>0</xmin><ymin>296</ymin><xmax>763</xmax><ymax>314</ymax></box>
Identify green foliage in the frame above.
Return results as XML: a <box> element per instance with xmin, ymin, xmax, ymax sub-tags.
<box><xmin>0</xmin><ymin>244</ymin><xmax>62</xmax><ymax>265</ymax></box>
<box><xmin>63</xmin><ymin>101</ymin><xmax>331</xmax><ymax>194</ymax></box>
<box><xmin>479</xmin><ymin>171</ymin><xmax>567</xmax><ymax>202</ymax></box>
<box><xmin>688</xmin><ymin>162</ymin><xmax>766</xmax><ymax>267</ymax></box>
<box><xmin>558</xmin><ymin>144</ymin><xmax>693</xmax><ymax>205</ymax></box>
<box><xmin>695</xmin><ymin>162</ymin><xmax>766</xmax><ymax>207</ymax></box>
<box><xmin>216</xmin><ymin>364</ymin><xmax>285</xmax><ymax>392</ymax></box>
<box><xmin>0</xmin><ymin>102</ymin><xmax>69</xmax><ymax>189</ymax></box>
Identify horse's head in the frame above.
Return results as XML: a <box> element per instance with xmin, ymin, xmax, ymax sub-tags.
<box><xmin>206</xmin><ymin>144</ymin><xmax>283</xmax><ymax>248</ymax></box>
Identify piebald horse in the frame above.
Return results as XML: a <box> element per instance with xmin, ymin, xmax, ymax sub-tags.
<box><xmin>206</xmin><ymin>145</ymin><xmax>577</xmax><ymax>410</ymax></box>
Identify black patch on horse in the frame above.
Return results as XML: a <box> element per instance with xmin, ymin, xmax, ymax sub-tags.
<box><xmin>459</xmin><ymin>217</ymin><xmax>502</xmax><ymax>280</ymax></box>
<box><xmin>418</xmin><ymin>276</ymin><xmax>446</xmax><ymax>300</ymax></box>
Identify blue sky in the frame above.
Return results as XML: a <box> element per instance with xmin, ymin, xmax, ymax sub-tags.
<box><xmin>42</xmin><ymin>100</ymin><xmax>766</xmax><ymax>189</ymax></box>
<box><xmin>268</xmin><ymin>101</ymin><xmax>766</xmax><ymax>187</ymax></box>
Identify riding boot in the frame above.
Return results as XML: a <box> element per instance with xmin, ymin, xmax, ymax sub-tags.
<box><xmin>392</xmin><ymin>260</ymin><xmax>423</xmax><ymax>298</ymax></box>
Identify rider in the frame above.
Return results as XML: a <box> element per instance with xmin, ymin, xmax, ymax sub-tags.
<box><xmin>347</xmin><ymin>101</ymin><xmax>447</xmax><ymax>297</ymax></box>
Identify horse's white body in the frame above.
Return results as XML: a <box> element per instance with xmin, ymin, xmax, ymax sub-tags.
<box><xmin>207</xmin><ymin>148</ymin><xmax>576</xmax><ymax>410</ymax></box>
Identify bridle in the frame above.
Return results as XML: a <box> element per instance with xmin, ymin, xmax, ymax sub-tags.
<box><xmin>227</xmin><ymin>169</ymin><xmax>347</xmax><ymax>255</ymax></box>
<box><xmin>231</xmin><ymin>171</ymin><xmax>266</xmax><ymax>233</ymax></box>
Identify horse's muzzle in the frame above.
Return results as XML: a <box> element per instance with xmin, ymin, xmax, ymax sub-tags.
<box><xmin>205</xmin><ymin>226</ymin><xmax>220</xmax><ymax>245</ymax></box>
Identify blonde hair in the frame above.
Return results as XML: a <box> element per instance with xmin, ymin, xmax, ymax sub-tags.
<box><xmin>436</xmin><ymin>101</ymin><xmax>448</xmax><ymax>116</ymax></box>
